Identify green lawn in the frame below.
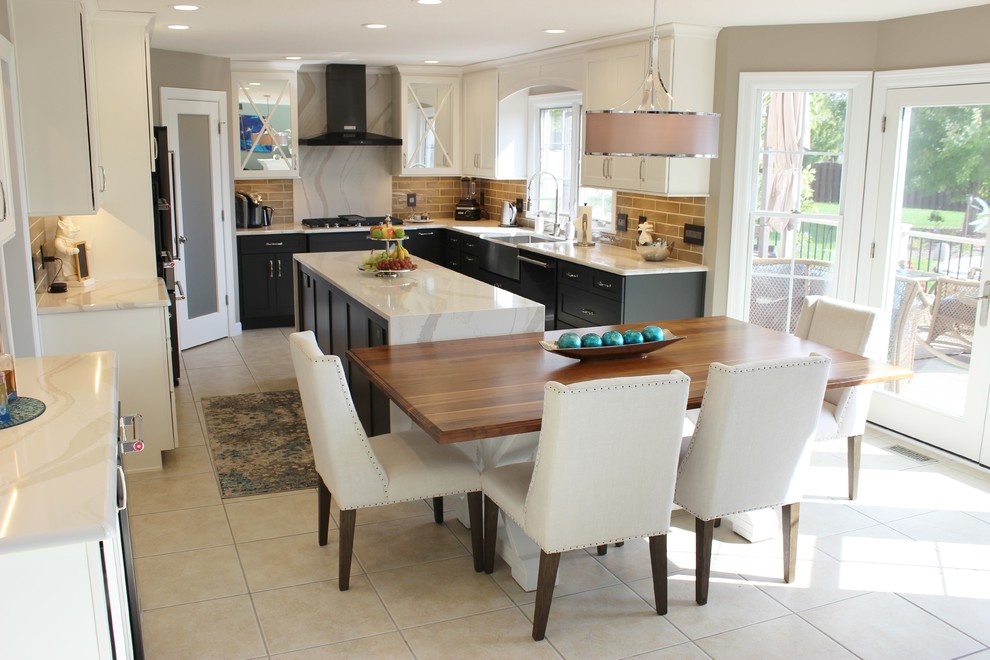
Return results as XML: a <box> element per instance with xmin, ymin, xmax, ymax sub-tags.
<box><xmin>809</xmin><ymin>203</ymin><xmax>965</xmax><ymax>230</ymax></box>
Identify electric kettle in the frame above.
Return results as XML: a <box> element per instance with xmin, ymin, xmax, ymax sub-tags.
<box><xmin>499</xmin><ymin>200</ymin><xmax>517</xmax><ymax>227</ymax></box>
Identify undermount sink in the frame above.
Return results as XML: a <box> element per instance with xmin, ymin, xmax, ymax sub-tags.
<box><xmin>482</xmin><ymin>233</ymin><xmax>565</xmax><ymax>245</ymax></box>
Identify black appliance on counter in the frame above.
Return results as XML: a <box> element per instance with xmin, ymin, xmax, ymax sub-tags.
<box><xmin>152</xmin><ymin>126</ymin><xmax>180</xmax><ymax>385</ymax></box>
<box><xmin>455</xmin><ymin>176</ymin><xmax>482</xmax><ymax>220</ymax></box>
<box><xmin>302</xmin><ymin>215</ymin><xmax>404</xmax><ymax>228</ymax></box>
<box><xmin>235</xmin><ymin>191</ymin><xmax>273</xmax><ymax>228</ymax></box>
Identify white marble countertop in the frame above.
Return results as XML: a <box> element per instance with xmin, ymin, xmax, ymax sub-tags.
<box><xmin>518</xmin><ymin>241</ymin><xmax>708</xmax><ymax>276</ymax></box>
<box><xmin>295</xmin><ymin>252</ymin><xmax>544</xmax><ymax>344</ymax></box>
<box><xmin>0</xmin><ymin>352</ymin><xmax>119</xmax><ymax>554</ymax></box>
<box><xmin>36</xmin><ymin>277</ymin><xmax>170</xmax><ymax>315</ymax></box>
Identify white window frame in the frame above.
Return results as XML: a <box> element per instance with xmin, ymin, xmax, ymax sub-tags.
<box><xmin>726</xmin><ymin>72</ymin><xmax>873</xmax><ymax>320</ymax></box>
<box><xmin>528</xmin><ymin>91</ymin><xmax>581</xmax><ymax>219</ymax></box>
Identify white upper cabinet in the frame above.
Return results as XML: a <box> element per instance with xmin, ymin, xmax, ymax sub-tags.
<box><xmin>393</xmin><ymin>70</ymin><xmax>460</xmax><ymax>175</ymax></box>
<box><xmin>462</xmin><ymin>69</ymin><xmax>527</xmax><ymax>180</ymax></box>
<box><xmin>11</xmin><ymin>0</ymin><xmax>103</xmax><ymax>216</ymax></box>
<box><xmin>232</xmin><ymin>70</ymin><xmax>299</xmax><ymax>179</ymax></box>
<box><xmin>582</xmin><ymin>26</ymin><xmax>718</xmax><ymax>197</ymax></box>
<box><xmin>0</xmin><ymin>40</ymin><xmax>20</xmax><ymax>246</ymax></box>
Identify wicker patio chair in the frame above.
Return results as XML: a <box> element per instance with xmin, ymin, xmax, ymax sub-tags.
<box><xmin>922</xmin><ymin>275</ymin><xmax>980</xmax><ymax>368</ymax></box>
<box><xmin>885</xmin><ymin>275</ymin><xmax>932</xmax><ymax>393</ymax></box>
<box><xmin>749</xmin><ymin>258</ymin><xmax>833</xmax><ymax>334</ymax></box>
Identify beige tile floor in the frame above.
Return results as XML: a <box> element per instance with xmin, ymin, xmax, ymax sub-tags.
<box><xmin>128</xmin><ymin>327</ymin><xmax>990</xmax><ymax>659</ymax></box>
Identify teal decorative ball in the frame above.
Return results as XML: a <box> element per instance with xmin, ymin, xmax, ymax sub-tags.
<box><xmin>601</xmin><ymin>330</ymin><xmax>624</xmax><ymax>346</ymax></box>
<box><xmin>581</xmin><ymin>333</ymin><xmax>604</xmax><ymax>348</ymax></box>
<box><xmin>642</xmin><ymin>325</ymin><xmax>664</xmax><ymax>342</ymax></box>
<box><xmin>557</xmin><ymin>332</ymin><xmax>582</xmax><ymax>349</ymax></box>
<box><xmin>622</xmin><ymin>329</ymin><xmax>644</xmax><ymax>344</ymax></box>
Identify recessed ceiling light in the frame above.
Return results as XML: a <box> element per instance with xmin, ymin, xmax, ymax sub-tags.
<box><xmin>248</xmin><ymin>82</ymin><xmax>262</xmax><ymax>86</ymax></box>
<box><xmin>167</xmin><ymin>24</ymin><xmax>190</xmax><ymax>30</ymax></box>
<box><xmin>285</xmin><ymin>56</ymin><xmax>302</xmax><ymax>60</ymax></box>
<box><xmin>415</xmin><ymin>0</ymin><xmax>443</xmax><ymax>4</ymax></box>
<box><xmin>543</xmin><ymin>28</ymin><xmax>566</xmax><ymax>34</ymax></box>
<box><xmin>424</xmin><ymin>60</ymin><xmax>439</xmax><ymax>64</ymax></box>
<box><xmin>172</xmin><ymin>4</ymin><xmax>199</xmax><ymax>10</ymax></box>
<box><xmin>363</xmin><ymin>23</ymin><xmax>388</xmax><ymax>29</ymax></box>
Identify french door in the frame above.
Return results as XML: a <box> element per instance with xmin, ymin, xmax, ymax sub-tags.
<box><xmin>863</xmin><ymin>70</ymin><xmax>990</xmax><ymax>466</ymax></box>
<box><xmin>162</xmin><ymin>90</ymin><xmax>233</xmax><ymax>349</ymax></box>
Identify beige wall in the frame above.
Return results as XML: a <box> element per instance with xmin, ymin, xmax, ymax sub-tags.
<box><xmin>707</xmin><ymin>4</ymin><xmax>990</xmax><ymax>315</ymax></box>
<box><xmin>150</xmin><ymin>48</ymin><xmax>231</xmax><ymax>125</ymax></box>
<box><xmin>0</xmin><ymin>0</ymin><xmax>10</xmax><ymax>41</ymax></box>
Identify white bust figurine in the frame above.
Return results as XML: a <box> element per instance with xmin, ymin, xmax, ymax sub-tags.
<box><xmin>53</xmin><ymin>217</ymin><xmax>81</xmax><ymax>280</ymax></box>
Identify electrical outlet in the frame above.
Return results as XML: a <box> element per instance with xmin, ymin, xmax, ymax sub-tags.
<box><xmin>406</xmin><ymin>193</ymin><xmax>416</xmax><ymax>208</ymax></box>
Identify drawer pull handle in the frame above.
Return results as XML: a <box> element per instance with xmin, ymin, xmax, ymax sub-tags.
<box><xmin>596</xmin><ymin>281</ymin><xmax>613</xmax><ymax>289</ymax></box>
<box><xmin>265</xmin><ymin>242</ymin><xmax>284</xmax><ymax>247</ymax></box>
<box><xmin>420</xmin><ymin>231</ymin><xmax>435</xmax><ymax>236</ymax></box>
<box><xmin>565</xmin><ymin>272</ymin><xmax>580</xmax><ymax>279</ymax></box>
<box><xmin>581</xmin><ymin>308</ymin><xmax>595</xmax><ymax>316</ymax></box>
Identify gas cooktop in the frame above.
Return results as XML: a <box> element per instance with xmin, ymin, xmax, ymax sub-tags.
<box><xmin>302</xmin><ymin>215</ymin><xmax>402</xmax><ymax>228</ymax></box>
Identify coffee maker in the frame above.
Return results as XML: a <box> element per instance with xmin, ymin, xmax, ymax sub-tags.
<box><xmin>455</xmin><ymin>177</ymin><xmax>482</xmax><ymax>220</ymax></box>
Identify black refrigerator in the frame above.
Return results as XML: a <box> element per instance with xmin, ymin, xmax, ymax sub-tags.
<box><xmin>152</xmin><ymin>126</ymin><xmax>180</xmax><ymax>384</ymax></box>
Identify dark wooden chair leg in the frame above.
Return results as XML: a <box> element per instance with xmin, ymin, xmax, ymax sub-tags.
<box><xmin>467</xmin><ymin>492</ymin><xmax>484</xmax><ymax>572</ymax></box>
<box><xmin>848</xmin><ymin>434</ymin><xmax>862</xmax><ymax>500</ymax></box>
<box><xmin>483</xmin><ymin>495</ymin><xmax>499</xmax><ymax>574</ymax></box>
<box><xmin>713</xmin><ymin>518</ymin><xmax>722</xmax><ymax>528</ymax></box>
<box><xmin>597</xmin><ymin>544</ymin><xmax>608</xmax><ymax>556</ymax></box>
<box><xmin>782</xmin><ymin>502</ymin><xmax>800</xmax><ymax>583</ymax></box>
<box><xmin>433</xmin><ymin>496</ymin><xmax>444</xmax><ymax>524</ymax></box>
<box><xmin>695</xmin><ymin>517</ymin><xmax>715</xmax><ymax>605</ymax></box>
<box><xmin>615</xmin><ymin>541</ymin><xmax>625</xmax><ymax>547</ymax></box>
<box><xmin>648</xmin><ymin>534</ymin><xmax>668</xmax><ymax>615</ymax></box>
<box><xmin>532</xmin><ymin>550</ymin><xmax>561</xmax><ymax>641</ymax></box>
<box><xmin>317</xmin><ymin>477</ymin><xmax>331</xmax><ymax>547</ymax></box>
<box><xmin>337</xmin><ymin>509</ymin><xmax>356</xmax><ymax>591</ymax></box>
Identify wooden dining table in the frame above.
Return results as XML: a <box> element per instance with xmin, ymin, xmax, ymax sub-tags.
<box><xmin>347</xmin><ymin>315</ymin><xmax>913</xmax><ymax>444</ymax></box>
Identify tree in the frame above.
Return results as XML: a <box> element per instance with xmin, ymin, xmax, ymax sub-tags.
<box><xmin>904</xmin><ymin>105</ymin><xmax>990</xmax><ymax>203</ymax></box>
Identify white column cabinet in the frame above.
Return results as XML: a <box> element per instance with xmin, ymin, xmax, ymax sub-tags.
<box><xmin>463</xmin><ymin>69</ymin><xmax>497</xmax><ymax>177</ymax></box>
<box><xmin>581</xmin><ymin>27</ymin><xmax>717</xmax><ymax>197</ymax></box>
<box><xmin>10</xmin><ymin>0</ymin><xmax>103</xmax><ymax>216</ymax></box>
<box><xmin>462</xmin><ymin>69</ymin><xmax>528</xmax><ymax>180</ymax></box>
<box><xmin>0</xmin><ymin>39</ymin><xmax>20</xmax><ymax>246</ymax></box>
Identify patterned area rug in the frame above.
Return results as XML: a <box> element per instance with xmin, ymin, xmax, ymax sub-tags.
<box><xmin>201</xmin><ymin>389</ymin><xmax>318</xmax><ymax>498</ymax></box>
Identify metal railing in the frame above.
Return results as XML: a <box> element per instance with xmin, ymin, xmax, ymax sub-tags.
<box><xmin>900</xmin><ymin>229</ymin><xmax>985</xmax><ymax>279</ymax></box>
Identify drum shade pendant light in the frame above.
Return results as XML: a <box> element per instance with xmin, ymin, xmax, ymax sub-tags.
<box><xmin>584</xmin><ymin>0</ymin><xmax>719</xmax><ymax>158</ymax></box>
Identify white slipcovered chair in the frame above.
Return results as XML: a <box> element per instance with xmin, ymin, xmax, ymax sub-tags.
<box><xmin>674</xmin><ymin>356</ymin><xmax>831</xmax><ymax>606</ymax></box>
<box><xmin>481</xmin><ymin>372</ymin><xmax>690</xmax><ymax>641</ymax></box>
<box><xmin>794</xmin><ymin>296</ymin><xmax>883</xmax><ymax>500</ymax></box>
<box><xmin>289</xmin><ymin>331</ymin><xmax>485</xmax><ymax>589</ymax></box>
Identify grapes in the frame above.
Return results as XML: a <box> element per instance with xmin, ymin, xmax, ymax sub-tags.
<box><xmin>375</xmin><ymin>257</ymin><xmax>416</xmax><ymax>271</ymax></box>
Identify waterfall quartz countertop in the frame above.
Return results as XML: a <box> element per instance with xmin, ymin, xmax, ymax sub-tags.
<box><xmin>35</xmin><ymin>277</ymin><xmax>170</xmax><ymax>315</ymax></box>
<box><xmin>295</xmin><ymin>253</ymin><xmax>545</xmax><ymax>345</ymax></box>
<box><xmin>240</xmin><ymin>218</ymin><xmax>709</xmax><ymax>277</ymax></box>
<box><xmin>0</xmin><ymin>352</ymin><xmax>119</xmax><ymax>554</ymax></box>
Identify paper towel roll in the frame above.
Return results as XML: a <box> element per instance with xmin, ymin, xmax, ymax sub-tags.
<box><xmin>577</xmin><ymin>205</ymin><xmax>593</xmax><ymax>243</ymax></box>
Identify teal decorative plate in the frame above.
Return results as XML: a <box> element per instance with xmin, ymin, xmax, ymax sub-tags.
<box><xmin>0</xmin><ymin>397</ymin><xmax>47</xmax><ymax>430</ymax></box>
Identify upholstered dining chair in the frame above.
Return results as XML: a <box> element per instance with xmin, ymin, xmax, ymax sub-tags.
<box><xmin>481</xmin><ymin>372</ymin><xmax>690</xmax><ymax>641</ymax></box>
<box><xmin>289</xmin><ymin>331</ymin><xmax>485</xmax><ymax>589</ymax></box>
<box><xmin>674</xmin><ymin>356</ymin><xmax>831</xmax><ymax>606</ymax></box>
<box><xmin>794</xmin><ymin>296</ymin><xmax>883</xmax><ymax>500</ymax></box>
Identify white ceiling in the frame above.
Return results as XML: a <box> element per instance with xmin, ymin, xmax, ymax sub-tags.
<box><xmin>97</xmin><ymin>0</ymin><xmax>990</xmax><ymax>68</ymax></box>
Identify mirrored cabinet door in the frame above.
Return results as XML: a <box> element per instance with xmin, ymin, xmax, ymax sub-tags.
<box><xmin>232</xmin><ymin>71</ymin><xmax>299</xmax><ymax>179</ymax></box>
<box><xmin>395</xmin><ymin>74</ymin><xmax>459</xmax><ymax>175</ymax></box>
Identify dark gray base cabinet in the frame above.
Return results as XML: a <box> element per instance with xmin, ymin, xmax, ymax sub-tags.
<box><xmin>297</xmin><ymin>263</ymin><xmax>391</xmax><ymax>437</ymax></box>
<box><xmin>555</xmin><ymin>260</ymin><xmax>705</xmax><ymax>329</ymax></box>
<box><xmin>403</xmin><ymin>228</ymin><xmax>445</xmax><ymax>264</ymax></box>
<box><xmin>238</xmin><ymin>235</ymin><xmax>307</xmax><ymax>329</ymax></box>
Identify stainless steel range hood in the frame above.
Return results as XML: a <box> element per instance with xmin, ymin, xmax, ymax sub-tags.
<box><xmin>299</xmin><ymin>64</ymin><xmax>401</xmax><ymax>147</ymax></box>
